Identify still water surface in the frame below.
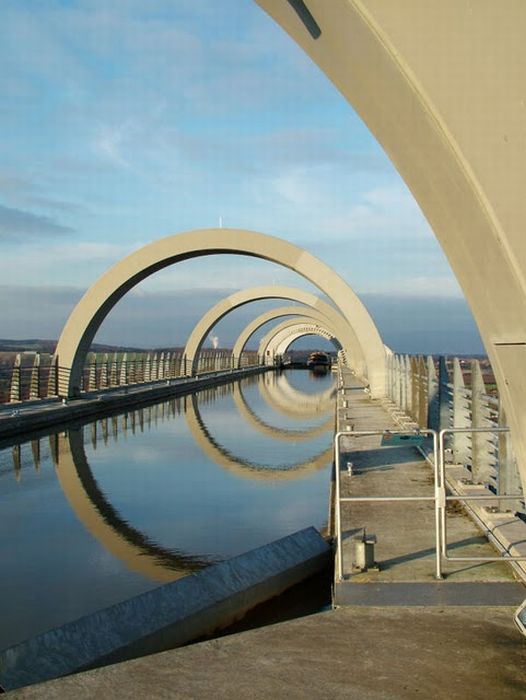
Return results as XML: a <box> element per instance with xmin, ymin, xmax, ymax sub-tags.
<box><xmin>0</xmin><ymin>369</ymin><xmax>335</xmax><ymax>649</ymax></box>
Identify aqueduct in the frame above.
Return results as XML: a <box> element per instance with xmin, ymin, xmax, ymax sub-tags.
<box><xmin>53</xmin><ymin>229</ymin><xmax>385</xmax><ymax>398</ymax></box>
<box><xmin>183</xmin><ymin>285</ymin><xmax>359</xmax><ymax>373</ymax></box>
<box><xmin>232</xmin><ymin>304</ymin><xmax>346</xmax><ymax>366</ymax></box>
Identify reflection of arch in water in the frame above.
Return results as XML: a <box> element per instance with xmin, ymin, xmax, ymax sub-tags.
<box><xmin>183</xmin><ymin>285</ymin><xmax>360</xmax><ymax>374</ymax></box>
<box><xmin>258</xmin><ymin>371</ymin><xmax>336</xmax><ymax>420</ymax></box>
<box><xmin>231</xmin><ymin>382</ymin><xmax>334</xmax><ymax>442</ymax></box>
<box><xmin>185</xmin><ymin>394</ymin><xmax>333</xmax><ymax>481</ymax></box>
<box><xmin>54</xmin><ymin>230</ymin><xmax>386</xmax><ymax>398</ymax></box>
<box><xmin>54</xmin><ymin>428</ymin><xmax>208</xmax><ymax>583</ymax></box>
<box><xmin>232</xmin><ymin>305</ymin><xmax>344</xmax><ymax>366</ymax></box>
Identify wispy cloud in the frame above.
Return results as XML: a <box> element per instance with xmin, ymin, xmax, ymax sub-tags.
<box><xmin>0</xmin><ymin>203</ymin><xmax>74</xmax><ymax>240</ymax></box>
<box><xmin>92</xmin><ymin>123</ymin><xmax>135</xmax><ymax>168</ymax></box>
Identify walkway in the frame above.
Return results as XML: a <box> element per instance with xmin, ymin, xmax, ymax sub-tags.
<box><xmin>334</xmin><ymin>372</ymin><xmax>522</xmax><ymax>605</ymax></box>
<box><xmin>8</xmin><ymin>605</ymin><xmax>526</xmax><ymax>699</ymax></box>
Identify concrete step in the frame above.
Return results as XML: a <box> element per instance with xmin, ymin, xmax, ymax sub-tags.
<box><xmin>334</xmin><ymin>581</ymin><xmax>526</xmax><ymax>607</ymax></box>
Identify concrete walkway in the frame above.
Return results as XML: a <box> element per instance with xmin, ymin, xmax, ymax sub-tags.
<box><xmin>335</xmin><ymin>377</ymin><xmax>519</xmax><ymax>601</ymax></box>
<box><xmin>8</xmin><ymin>605</ymin><xmax>526</xmax><ymax>699</ymax></box>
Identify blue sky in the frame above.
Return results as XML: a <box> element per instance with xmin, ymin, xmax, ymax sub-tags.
<box><xmin>0</xmin><ymin>0</ymin><xmax>484</xmax><ymax>354</ymax></box>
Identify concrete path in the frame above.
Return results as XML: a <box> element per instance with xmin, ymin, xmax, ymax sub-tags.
<box><xmin>8</xmin><ymin>605</ymin><xmax>526</xmax><ymax>699</ymax></box>
<box><xmin>335</xmin><ymin>373</ymin><xmax>521</xmax><ymax>603</ymax></box>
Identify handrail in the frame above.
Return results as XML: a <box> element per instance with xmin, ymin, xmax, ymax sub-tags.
<box><xmin>438</xmin><ymin>427</ymin><xmax>526</xmax><ymax>563</ymax></box>
<box><xmin>334</xmin><ymin>428</ymin><xmax>441</xmax><ymax>582</ymax></box>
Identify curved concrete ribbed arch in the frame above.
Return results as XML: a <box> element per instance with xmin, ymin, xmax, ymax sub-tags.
<box><xmin>54</xmin><ymin>230</ymin><xmax>385</xmax><ymax>398</ymax></box>
<box><xmin>185</xmin><ymin>394</ymin><xmax>333</xmax><ymax>481</ymax></box>
<box><xmin>258</xmin><ymin>319</ymin><xmax>339</xmax><ymax>362</ymax></box>
<box><xmin>231</xmin><ymin>382</ymin><xmax>334</xmax><ymax>442</ymax></box>
<box><xmin>273</xmin><ymin>325</ymin><xmax>339</xmax><ymax>357</ymax></box>
<box><xmin>55</xmin><ymin>429</ymin><xmax>207</xmax><ymax>582</ymax></box>
<box><xmin>183</xmin><ymin>285</ymin><xmax>364</xmax><ymax>375</ymax></box>
<box><xmin>232</xmin><ymin>304</ymin><xmax>346</xmax><ymax>366</ymax></box>
<box><xmin>256</xmin><ymin>1</ymin><xmax>526</xmax><ymax>483</ymax></box>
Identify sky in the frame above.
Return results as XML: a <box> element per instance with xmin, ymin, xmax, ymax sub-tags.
<box><xmin>0</xmin><ymin>0</ymin><xmax>484</xmax><ymax>355</ymax></box>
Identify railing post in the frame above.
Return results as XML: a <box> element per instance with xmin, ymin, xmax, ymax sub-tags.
<box><xmin>498</xmin><ymin>405</ymin><xmax>523</xmax><ymax>512</ymax></box>
<box><xmin>410</xmin><ymin>356</ymin><xmax>419</xmax><ymax>423</ymax></box>
<box><xmin>119</xmin><ymin>353</ymin><xmax>128</xmax><ymax>386</ymax></box>
<box><xmin>144</xmin><ymin>353</ymin><xmax>152</xmax><ymax>382</ymax></box>
<box><xmin>87</xmin><ymin>354</ymin><xmax>97</xmax><ymax>391</ymax></box>
<box><xmin>47</xmin><ymin>355</ymin><xmax>59</xmax><ymax>397</ymax></box>
<box><xmin>100</xmin><ymin>353</ymin><xmax>109</xmax><ymax>389</ymax></box>
<box><xmin>438</xmin><ymin>356</ymin><xmax>450</xmax><ymax>432</ymax></box>
<box><xmin>109</xmin><ymin>353</ymin><xmax>118</xmax><ymax>386</ymax></box>
<box><xmin>29</xmin><ymin>353</ymin><xmax>41</xmax><ymax>400</ymax></box>
<box><xmin>427</xmin><ymin>356</ymin><xmax>438</xmax><ymax>430</ymax></box>
<box><xmin>452</xmin><ymin>358</ymin><xmax>470</xmax><ymax>466</ymax></box>
<box><xmin>151</xmin><ymin>353</ymin><xmax>158</xmax><ymax>381</ymax></box>
<box><xmin>417</xmin><ymin>356</ymin><xmax>427</xmax><ymax>427</ymax></box>
<box><xmin>9</xmin><ymin>353</ymin><xmax>22</xmax><ymax>403</ymax></box>
<box><xmin>403</xmin><ymin>354</ymin><xmax>411</xmax><ymax>414</ymax></box>
<box><xmin>471</xmin><ymin>360</ymin><xmax>494</xmax><ymax>484</ymax></box>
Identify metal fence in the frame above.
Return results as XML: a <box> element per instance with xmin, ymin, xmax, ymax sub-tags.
<box><xmin>386</xmin><ymin>354</ymin><xmax>524</xmax><ymax>516</ymax></box>
<box><xmin>2</xmin><ymin>349</ymin><xmax>263</xmax><ymax>403</ymax></box>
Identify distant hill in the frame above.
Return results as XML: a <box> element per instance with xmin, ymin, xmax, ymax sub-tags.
<box><xmin>0</xmin><ymin>339</ymin><xmax>184</xmax><ymax>354</ymax></box>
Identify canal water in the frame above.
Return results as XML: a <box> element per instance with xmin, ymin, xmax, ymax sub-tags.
<box><xmin>0</xmin><ymin>369</ymin><xmax>335</xmax><ymax>650</ymax></box>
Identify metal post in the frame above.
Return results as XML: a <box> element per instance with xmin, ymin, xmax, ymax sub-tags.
<box><xmin>9</xmin><ymin>353</ymin><xmax>22</xmax><ymax>403</ymax></box>
<box><xmin>427</xmin><ymin>355</ymin><xmax>438</xmax><ymax>431</ymax></box>
<box><xmin>438</xmin><ymin>356</ymin><xmax>450</xmax><ymax>432</ymax></box>
<box><xmin>119</xmin><ymin>353</ymin><xmax>128</xmax><ymax>386</ymax></box>
<box><xmin>452</xmin><ymin>358</ymin><xmax>470</xmax><ymax>466</ymax></box>
<box><xmin>29</xmin><ymin>353</ymin><xmax>41</xmax><ymax>400</ymax></box>
<box><xmin>471</xmin><ymin>360</ymin><xmax>494</xmax><ymax>484</ymax></box>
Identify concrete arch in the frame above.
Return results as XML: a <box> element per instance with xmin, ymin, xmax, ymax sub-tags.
<box><xmin>183</xmin><ymin>285</ymin><xmax>363</xmax><ymax>375</ymax></box>
<box><xmin>273</xmin><ymin>325</ymin><xmax>339</xmax><ymax>357</ymax></box>
<box><xmin>54</xmin><ymin>230</ymin><xmax>385</xmax><ymax>398</ymax></box>
<box><xmin>258</xmin><ymin>319</ymin><xmax>340</xmax><ymax>363</ymax></box>
<box><xmin>232</xmin><ymin>305</ymin><xmax>347</xmax><ymax>365</ymax></box>
<box><xmin>256</xmin><ymin>2</ymin><xmax>526</xmax><ymax>484</ymax></box>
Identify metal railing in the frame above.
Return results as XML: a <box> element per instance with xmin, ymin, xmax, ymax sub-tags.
<box><xmin>438</xmin><ymin>426</ymin><xmax>526</xmax><ymax>564</ymax></box>
<box><xmin>386</xmin><ymin>354</ymin><xmax>524</xmax><ymax>517</ymax></box>
<box><xmin>334</xmin><ymin>424</ymin><xmax>526</xmax><ymax>582</ymax></box>
<box><xmin>334</xmin><ymin>428</ymin><xmax>442</xmax><ymax>581</ymax></box>
<box><xmin>1</xmin><ymin>350</ymin><xmax>264</xmax><ymax>403</ymax></box>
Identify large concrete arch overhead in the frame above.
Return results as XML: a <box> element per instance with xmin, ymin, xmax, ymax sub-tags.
<box><xmin>54</xmin><ymin>230</ymin><xmax>385</xmax><ymax>398</ymax></box>
<box><xmin>255</xmin><ymin>2</ymin><xmax>526</xmax><ymax>484</ymax></box>
<box><xmin>183</xmin><ymin>284</ymin><xmax>366</xmax><ymax>376</ymax></box>
<box><xmin>232</xmin><ymin>304</ymin><xmax>348</xmax><ymax>366</ymax></box>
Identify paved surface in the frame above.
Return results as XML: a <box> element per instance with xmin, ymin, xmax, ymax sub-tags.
<box><xmin>336</xmin><ymin>376</ymin><xmax>517</xmax><ymax>587</ymax></box>
<box><xmin>9</xmin><ymin>605</ymin><xmax>526</xmax><ymax>699</ymax></box>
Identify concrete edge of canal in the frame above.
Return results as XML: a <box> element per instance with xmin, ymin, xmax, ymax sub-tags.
<box><xmin>0</xmin><ymin>527</ymin><xmax>331</xmax><ymax>692</ymax></box>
